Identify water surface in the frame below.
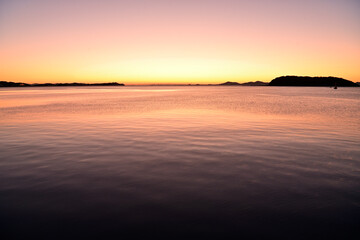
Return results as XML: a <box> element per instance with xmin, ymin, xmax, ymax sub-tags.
<box><xmin>1</xmin><ymin>86</ymin><xmax>359</xmax><ymax>239</ymax></box>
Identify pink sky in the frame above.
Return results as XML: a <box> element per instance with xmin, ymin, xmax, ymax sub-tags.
<box><xmin>0</xmin><ymin>0</ymin><xmax>359</xmax><ymax>84</ymax></box>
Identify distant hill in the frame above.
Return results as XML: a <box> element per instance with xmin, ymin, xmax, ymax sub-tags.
<box><xmin>269</xmin><ymin>76</ymin><xmax>358</xmax><ymax>87</ymax></box>
<box><xmin>0</xmin><ymin>81</ymin><xmax>125</xmax><ymax>87</ymax></box>
<box><xmin>240</xmin><ymin>81</ymin><xmax>268</xmax><ymax>86</ymax></box>
<box><xmin>0</xmin><ymin>81</ymin><xmax>30</xmax><ymax>87</ymax></box>
<box><xmin>219</xmin><ymin>81</ymin><xmax>268</xmax><ymax>86</ymax></box>
<box><xmin>219</xmin><ymin>81</ymin><xmax>240</xmax><ymax>85</ymax></box>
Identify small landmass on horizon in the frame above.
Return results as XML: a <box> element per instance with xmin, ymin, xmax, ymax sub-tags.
<box><xmin>219</xmin><ymin>81</ymin><xmax>268</xmax><ymax>86</ymax></box>
<box><xmin>268</xmin><ymin>76</ymin><xmax>358</xmax><ymax>87</ymax></box>
<box><xmin>0</xmin><ymin>81</ymin><xmax>125</xmax><ymax>87</ymax></box>
<box><xmin>219</xmin><ymin>76</ymin><xmax>358</xmax><ymax>87</ymax></box>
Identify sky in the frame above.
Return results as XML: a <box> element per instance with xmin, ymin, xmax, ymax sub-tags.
<box><xmin>0</xmin><ymin>0</ymin><xmax>359</xmax><ymax>84</ymax></box>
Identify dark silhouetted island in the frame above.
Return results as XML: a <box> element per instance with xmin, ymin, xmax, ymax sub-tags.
<box><xmin>269</xmin><ymin>76</ymin><xmax>358</xmax><ymax>87</ymax></box>
<box><xmin>240</xmin><ymin>81</ymin><xmax>268</xmax><ymax>86</ymax></box>
<box><xmin>220</xmin><ymin>81</ymin><xmax>241</xmax><ymax>85</ymax></box>
<box><xmin>219</xmin><ymin>81</ymin><xmax>268</xmax><ymax>86</ymax></box>
<box><xmin>0</xmin><ymin>81</ymin><xmax>125</xmax><ymax>87</ymax></box>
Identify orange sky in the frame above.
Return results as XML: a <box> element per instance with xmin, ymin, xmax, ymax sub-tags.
<box><xmin>0</xmin><ymin>0</ymin><xmax>359</xmax><ymax>84</ymax></box>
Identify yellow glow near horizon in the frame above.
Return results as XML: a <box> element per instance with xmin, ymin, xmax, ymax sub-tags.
<box><xmin>75</xmin><ymin>58</ymin><xmax>272</xmax><ymax>84</ymax></box>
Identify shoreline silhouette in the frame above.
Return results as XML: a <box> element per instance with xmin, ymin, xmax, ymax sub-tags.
<box><xmin>0</xmin><ymin>81</ymin><xmax>124</xmax><ymax>87</ymax></box>
<box><xmin>268</xmin><ymin>76</ymin><xmax>358</xmax><ymax>87</ymax></box>
<box><xmin>1</xmin><ymin>76</ymin><xmax>359</xmax><ymax>87</ymax></box>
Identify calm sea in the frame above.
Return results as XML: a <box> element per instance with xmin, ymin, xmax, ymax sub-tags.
<box><xmin>1</xmin><ymin>86</ymin><xmax>359</xmax><ymax>239</ymax></box>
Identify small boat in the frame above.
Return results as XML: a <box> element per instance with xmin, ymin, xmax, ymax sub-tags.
<box><xmin>334</xmin><ymin>82</ymin><xmax>337</xmax><ymax>89</ymax></box>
